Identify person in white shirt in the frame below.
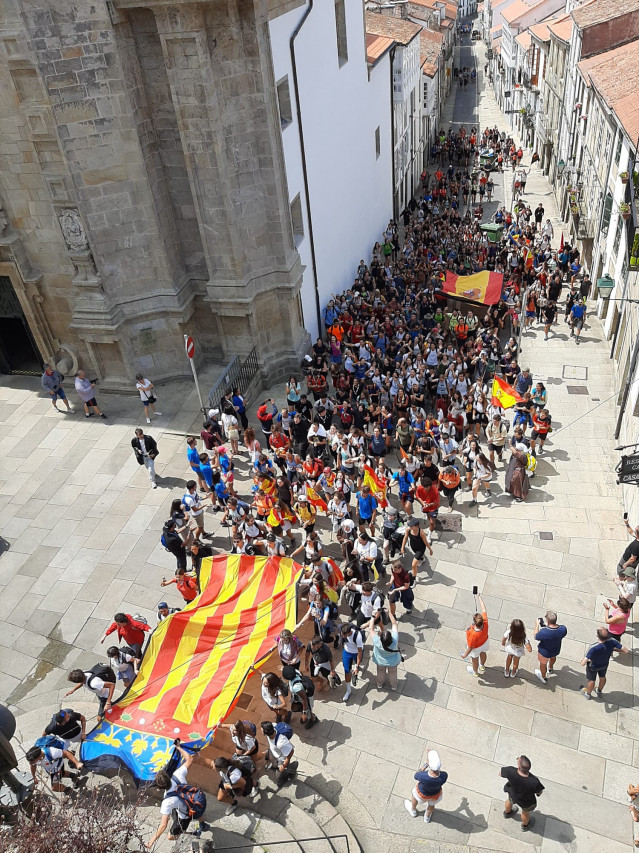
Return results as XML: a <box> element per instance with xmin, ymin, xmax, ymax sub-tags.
<box><xmin>352</xmin><ymin>532</ymin><xmax>378</xmax><ymax>582</ymax></box>
<box><xmin>615</xmin><ymin>567</ymin><xmax>638</xmax><ymax>606</ymax></box>
<box><xmin>65</xmin><ymin>668</ymin><xmax>116</xmax><ymax>721</ymax></box>
<box><xmin>106</xmin><ymin>645</ymin><xmax>140</xmax><ymax>688</ymax></box>
<box><xmin>148</xmin><ymin>743</ymin><xmax>209</xmax><ymax>846</ymax></box>
<box><xmin>26</xmin><ymin>739</ymin><xmax>83</xmax><ymax>793</ymax></box>
<box><xmin>339</xmin><ymin>622</ymin><xmax>364</xmax><ymax>703</ymax></box>
<box><xmin>157</xmin><ymin>601</ymin><xmax>181</xmax><ymax>622</ymax></box>
<box><xmin>260</xmin><ymin>721</ymin><xmax>297</xmax><ymax>786</ymax></box>
<box><xmin>348</xmin><ymin>580</ymin><xmax>382</xmax><ymax>628</ymax></box>
<box><xmin>213</xmin><ymin>756</ymin><xmax>258</xmax><ymax>814</ymax></box>
<box><xmin>135</xmin><ymin>373</ymin><xmax>161</xmax><ymax>424</ymax></box>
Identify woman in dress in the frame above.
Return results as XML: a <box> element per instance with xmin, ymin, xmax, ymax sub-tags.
<box><xmin>501</xmin><ymin>618</ymin><xmax>532</xmax><ymax>678</ymax></box>
<box><xmin>505</xmin><ymin>443</ymin><xmax>530</xmax><ymax>502</ymax></box>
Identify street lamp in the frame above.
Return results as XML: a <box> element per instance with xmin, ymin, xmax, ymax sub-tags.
<box><xmin>596</xmin><ymin>274</ymin><xmax>615</xmax><ymax>297</ymax></box>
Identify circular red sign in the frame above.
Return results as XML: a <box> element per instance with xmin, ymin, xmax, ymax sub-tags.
<box><xmin>185</xmin><ymin>336</ymin><xmax>195</xmax><ymax>359</ymax></box>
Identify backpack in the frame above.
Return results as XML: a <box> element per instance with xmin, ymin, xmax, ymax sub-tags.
<box><xmin>274</xmin><ymin>722</ymin><xmax>293</xmax><ymax>741</ymax></box>
<box><xmin>290</xmin><ymin>670</ymin><xmax>315</xmax><ymax>698</ymax></box>
<box><xmin>169</xmin><ymin>784</ymin><xmax>207</xmax><ymax>819</ymax></box>
<box><xmin>233</xmin><ymin>755</ymin><xmax>256</xmax><ymax>778</ymax></box>
<box><xmin>132</xmin><ymin>614</ymin><xmax>151</xmax><ymax>631</ymax></box>
<box><xmin>328</xmin><ymin>601</ymin><xmax>339</xmax><ymax>621</ymax></box>
<box><xmin>526</xmin><ymin>453</ymin><xmax>537</xmax><ymax>473</ymax></box>
<box><xmin>34</xmin><ymin>734</ymin><xmax>65</xmax><ymax>760</ymax></box>
<box><xmin>241</xmin><ymin>720</ymin><xmax>257</xmax><ymax>738</ymax></box>
<box><xmin>160</xmin><ymin>532</ymin><xmax>169</xmax><ymax>550</ymax></box>
<box><xmin>87</xmin><ymin>663</ymin><xmax>116</xmax><ymax>690</ymax></box>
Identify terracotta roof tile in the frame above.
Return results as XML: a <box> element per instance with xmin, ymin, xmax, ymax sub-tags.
<box><xmin>366</xmin><ymin>33</ymin><xmax>395</xmax><ymax>65</ymax></box>
<box><xmin>572</xmin><ymin>0</ymin><xmax>639</xmax><ymax>29</ymax></box>
<box><xmin>365</xmin><ymin>11</ymin><xmax>422</xmax><ymax>44</ymax></box>
<box><xmin>529</xmin><ymin>20</ymin><xmax>552</xmax><ymax>41</ymax></box>
<box><xmin>515</xmin><ymin>31</ymin><xmax>532</xmax><ymax>49</ymax></box>
<box><xmin>548</xmin><ymin>13</ymin><xmax>572</xmax><ymax>42</ymax></box>
<box><xmin>420</xmin><ymin>30</ymin><xmax>443</xmax><ymax>71</ymax></box>
<box><xmin>502</xmin><ymin>0</ymin><xmax>533</xmax><ymax>24</ymax></box>
<box><xmin>578</xmin><ymin>39</ymin><xmax>639</xmax><ymax>142</ymax></box>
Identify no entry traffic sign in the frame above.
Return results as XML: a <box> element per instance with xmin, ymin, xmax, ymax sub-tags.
<box><xmin>185</xmin><ymin>335</ymin><xmax>195</xmax><ymax>359</ymax></box>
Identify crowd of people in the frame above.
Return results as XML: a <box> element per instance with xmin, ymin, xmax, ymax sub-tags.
<box><xmin>25</xmin><ymin>127</ymin><xmax>638</xmax><ymax>847</ymax></box>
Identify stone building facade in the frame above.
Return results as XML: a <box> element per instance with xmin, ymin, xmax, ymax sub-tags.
<box><xmin>0</xmin><ymin>0</ymin><xmax>309</xmax><ymax>388</ymax></box>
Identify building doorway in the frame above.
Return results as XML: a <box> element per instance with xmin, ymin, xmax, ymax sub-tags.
<box><xmin>0</xmin><ymin>275</ymin><xmax>42</xmax><ymax>375</ymax></box>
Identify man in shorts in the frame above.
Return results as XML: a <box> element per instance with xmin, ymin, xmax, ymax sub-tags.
<box><xmin>500</xmin><ymin>754</ymin><xmax>544</xmax><ymax>831</ymax></box>
<box><xmin>74</xmin><ymin>369</ymin><xmax>106</xmax><ymax>419</ymax></box>
<box><xmin>404</xmin><ymin>749</ymin><xmax>448</xmax><ymax>823</ymax></box>
<box><xmin>305</xmin><ymin>635</ymin><xmax>336</xmax><ymax>692</ymax></box>
<box><xmin>42</xmin><ymin>363</ymin><xmax>72</xmax><ymax>412</ymax></box>
<box><xmin>354</xmin><ymin>485</ymin><xmax>378</xmax><ymax>536</ymax></box>
<box><xmin>533</xmin><ymin>611</ymin><xmax>567</xmax><ymax>683</ymax></box>
<box><xmin>580</xmin><ymin>626</ymin><xmax>630</xmax><ymax>699</ymax></box>
<box><xmin>414</xmin><ymin>476</ymin><xmax>440</xmax><ymax>543</ymax></box>
<box><xmin>460</xmin><ymin>593</ymin><xmax>489</xmax><ymax>676</ymax></box>
<box><xmin>400</xmin><ymin>518</ymin><xmax>433</xmax><ymax>579</ymax></box>
<box><xmin>340</xmin><ymin>623</ymin><xmax>363</xmax><ymax>703</ymax></box>
<box><xmin>486</xmin><ymin>413</ymin><xmax>508</xmax><ymax>464</ymax></box>
<box><xmin>617</xmin><ymin>520</ymin><xmax>639</xmax><ymax>578</ymax></box>
<box><xmin>570</xmin><ymin>298</ymin><xmax>586</xmax><ymax>344</ymax></box>
<box><xmin>26</xmin><ymin>738</ymin><xmax>84</xmax><ymax>794</ymax></box>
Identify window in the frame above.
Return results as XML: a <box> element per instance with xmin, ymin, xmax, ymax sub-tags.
<box><xmin>335</xmin><ymin>0</ymin><xmax>348</xmax><ymax>67</ymax></box>
<box><xmin>613</xmin><ymin>212</ymin><xmax>623</xmax><ymax>256</ymax></box>
<box><xmin>277</xmin><ymin>76</ymin><xmax>292</xmax><ymax>129</ymax></box>
<box><xmin>375</xmin><ymin>126</ymin><xmax>380</xmax><ymax>159</ymax></box>
<box><xmin>290</xmin><ymin>193</ymin><xmax>304</xmax><ymax>246</ymax></box>
<box><xmin>615</xmin><ymin>130</ymin><xmax>623</xmax><ymax>165</ymax></box>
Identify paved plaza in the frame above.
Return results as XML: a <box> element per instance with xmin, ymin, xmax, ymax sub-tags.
<box><xmin>1</xmin><ymin>37</ymin><xmax>638</xmax><ymax>853</ymax></box>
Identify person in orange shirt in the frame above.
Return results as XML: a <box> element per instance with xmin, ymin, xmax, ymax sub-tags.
<box><xmin>460</xmin><ymin>593</ymin><xmax>489</xmax><ymax>677</ymax></box>
<box><xmin>161</xmin><ymin>567</ymin><xmax>198</xmax><ymax>603</ymax></box>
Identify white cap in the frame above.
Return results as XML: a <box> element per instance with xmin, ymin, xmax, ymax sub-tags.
<box><xmin>515</xmin><ymin>441</ymin><xmax>528</xmax><ymax>452</ymax></box>
<box><xmin>427</xmin><ymin>750</ymin><xmax>441</xmax><ymax>772</ymax></box>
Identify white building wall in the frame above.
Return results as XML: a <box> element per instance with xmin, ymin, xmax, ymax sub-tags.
<box><xmin>269</xmin><ymin>1</ymin><xmax>393</xmax><ymax>339</ymax></box>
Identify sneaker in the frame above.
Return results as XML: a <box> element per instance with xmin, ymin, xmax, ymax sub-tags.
<box><xmin>146</xmin><ymin>417</ymin><xmax>151</xmax><ymax>424</ymax></box>
<box><xmin>469</xmin><ymin>499</ymin><xmax>477</xmax><ymax>507</ymax></box>
<box><xmin>503</xmin><ymin>805</ymin><xmax>518</xmax><ymax>817</ymax></box>
<box><xmin>504</xmin><ymin>668</ymin><xmax>510</xmax><ymax>678</ymax></box>
<box><xmin>580</xmin><ymin>687</ymin><xmax>592</xmax><ymax>700</ymax></box>
<box><xmin>544</xmin><ymin>335</ymin><xmax>548</xmax><ymax>341</ymax></box>
<box><xmin>225</xmin><ymin>801</ymin><xmax>238</xmax><ymax>816</ymax></box>
<box><xmin>424</xmin><ymin>814</ymin><xmax>432</xmax><ymax>823</ymax></box>
<box><xmin>343</xmin><ymin>688</ymin><xmax>352</xmax><ymax>703</ymax></box>
<box><xmin>478</xmin><ymin>665</ymin><xmax>486</xmax><ymax>674</ymax></box>
<box><xmin>151</xmin><ymin>482</ymin><xmax>157</xmax><ymax>489</ymax></box>
<box><xmin>154</xmin><ymin>411</ymin><xmax>162</xmax><ymax>416</ymax></box>
<box><xmin>100</xmin><ymin>413</ymin><xmax>107</xmax><ymax>419</ymax></box>
<box><xmin>595</xmin><ymin>688</ymin><xmax>603</xmax><ymax>697</ymax></box>
<box><xmin>485</xmin><ymin>490</ymin><xmax>492</xmax><ymax>497</ymax></box>
<box><xmin>250</xmin><ymin>785</ymin><xmax>260</xmax><ymax>800</ymax></box>
<box><xmin>404</xmin><ymin>800</ymin><xmax>417</xmax><ymax>818</ymax></box>
<box><xmin>521</xmin><ymin>816</ymin><xmax>535</xmax><ymax>831</ymax></box>
<box><xmin>534</xmin><ymin>669</ymin><xmax>547</xmax><ymax>684</ymax></box>
<box><xmin>85</xmin><ymin>413</ymin><xmax>92</xmax><ymax>418</ymax></box>
<box><xmin>546</xmin><ymin>666</ymin><xmax>553</xmax><ymax>675</ymax></box>
<box><xmin>466</xmin><ymin>665</ymin><xmax>479</xmax><ymax>676</ymax></box>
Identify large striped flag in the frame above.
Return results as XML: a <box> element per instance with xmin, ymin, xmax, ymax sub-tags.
<box><xmin>363</xmin><ymin>464</ymin><xmax>388</xmax><ymax>508</ymax></box>
<box><xmin>305</xmin><ymin>485</ymin><xmax>328</xmax><ymax>513</ymax></box>
<box><xmin>81</xmin><ymin>555</ymin><xmax>302</xmax><ymax>782</ymax></box>
<box><xmin>443</xmin><ymin>270</ymin><xmax>503</xmax><ymax>306</ymax></box>
<box><xmin>491</xmin><ymin>376</ymin><xmax>523</xmax><ymax>409</ymax></box>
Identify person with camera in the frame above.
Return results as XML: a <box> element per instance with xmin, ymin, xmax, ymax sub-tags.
<box><xmin>533</xmin><ymin>610</ymin><xmax>567</xmax><ymax>684</ymax></box>
<box><xmin>74</xmin><ymin>369</ymin><xmax>106</xmax><ymax>419</ymax></box>
<box><xmin>307</xmin><ymin>418</ymin><xmax>328</xmax><ymax>460</ymax></box>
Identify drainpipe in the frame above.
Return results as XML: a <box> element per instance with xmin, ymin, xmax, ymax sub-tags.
<box><xmin>290</xmin><ymin>0</ymin><xmax>322</xmax><ymax>339</ymax></box>
<box><xmin>390</xmin><ymin>45</ymin><xmax>397</xmax><ymax>221</ymax></box>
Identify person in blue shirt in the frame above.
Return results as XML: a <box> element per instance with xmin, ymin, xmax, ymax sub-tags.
<box><xmin>231</xmin><ymin>386</ymin><xmax>248</xmax><ymax>430</ymax></box>
<box><xmin>186</xmin><ymin>436</ymin><xmax>206</xmax><ymax>492</ymax></box>
<box><xmin>580</xmin><ymin>627</ymin><xmax>630</xmax><ymax>699</ymax></box>
<box><xmin>515</xmin><ymin>367</ymin><xmax>533</xmax><ymax>396</ymax></box>
<box><xmin>254</xmin><ymin>453</ymin><xmax>275</xmax><ymax>478</ymax></box>
<box><xmin>323</xmin><ymin>302</ymin><xmax>338</xmax><ymax>329</ymax></box>
<box><xmin>392</xmin><ymin>465</ymin><xmax>415</xmax><ymax>514</ymax></box>
<box><xmin>570</xmin><ymin>298</ymin><xmax>586</xmax><ymax>344</ymax></box>
<box><xmin>354</xmin><ymin>485</ymin><xmax>378</xmax><ymax>536</ymax></box>
<box><xmin>199</xmin><ymin>453</ymin><xmax>214</xmax><ymax>492</ymax></box>
<box><xmin>404</xmin><ymin>750</ymin><xmax>448</xmax><ymax>823</ymax></box>
<box><xmin>211</xmin><ymin>471</ymin><xmax>230</xmax><ymax>507</ymax></box>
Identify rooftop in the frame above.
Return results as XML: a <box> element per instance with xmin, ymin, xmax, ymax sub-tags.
<box><xmin>365</xmin><ymin>33</ymin><xmax>395</xmax><ymax>65</ymax></box>
<box><xmin>364</xmin><ymin>11</ymin><xmax>422</xmax><ymax>45</ymax></box>
<box><xmin>420</xmin><ymin>28</ymin><xmax>443</xmax><ymax>75</ymax></box>
<box><xmin>572</xmin><ymin>0</ymin><xmax>639</xmax><ymax>29</ymax></box>
<box><xmin>515</xmin><ymin>30</ymin><xmax>532</xmax><ymax>50</ymax></box>
<box><xmin>548</xmin><ymin>13</ymin><xmax>573</xmax><ymax>42</ymax></box>
<box><xmin>578</xmin><ymin>39</ymin><xmax>639</xmax><ymax>141</ymax></box>
<box><xmin>502</xmin><ymin>0</ymin><xmax>544</xmax><ymax>24</ymax></box>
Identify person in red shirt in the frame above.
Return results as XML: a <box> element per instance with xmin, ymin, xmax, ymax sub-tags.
<box><xmin>101</xmin><ymin>613</ymin><xmax>150</xmax><ymax>657</ymax></box>
<box><xmin>530</xmin><ymin>409</ymin><xmax>552</xmax><ymax>456</ymax></box>
<box><xmin>415</xmin><ymin>476</ymin><xmax>440</xmax><ymax>539</ymax></box>
<box><xmin>460</xmin><ymin>594</ymin><xmax>489</xmax><ymax>677</ymax></box>
<box><xmin>161</xmin><ymin>567</ymin><xmax>199</xmax><ymax>603</ymax></box>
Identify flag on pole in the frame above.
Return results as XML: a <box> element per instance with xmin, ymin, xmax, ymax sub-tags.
<box><xmin>305</xmin><ymin>485</ymin><xmax>328</xmax><ymax>513</ymax></box>
<box><xmin>491</xmin><ymin>376</ymin><xmax>523</xmax><ymax>409</ymax></box>
<box><xmin>363</xmin><ymin>464</ymin><xmax>388</xmax><ymax>508</ymax></box>
<box><xmin>559</xmin><ymin>232</ymin><xmax>564</xmax><ymax>253</ymax></box>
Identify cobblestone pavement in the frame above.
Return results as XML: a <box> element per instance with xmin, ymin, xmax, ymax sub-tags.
<box><xmin>1</xmin><ymin>38</ymin><xmax>638</xmax><ymax>853</ymax></box>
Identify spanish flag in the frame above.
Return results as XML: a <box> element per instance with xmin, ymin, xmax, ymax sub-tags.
<box><xmin>443</xmin><ymin>270</ymin><xmax>503</xmax><ymax>306</ymax></box>
<box><xmin>305</xmin><ymin>485</ymin><xmax>328</xmax><ymax>513</ymax></box>
<box><xmin>491</xmin><ymin>376</ymin><xmax>522</xmax><ymax>409</ymax></box>
<box><xmin>363</xmin><ymin>464</ymin><xmax>388</xmax><ymax>508</ymax></box>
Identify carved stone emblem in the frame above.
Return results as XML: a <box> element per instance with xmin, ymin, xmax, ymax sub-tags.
<box><xmin>58</xmin><ymin>208</ymin><xmax>89</xmax><ymax>253</ymax></box>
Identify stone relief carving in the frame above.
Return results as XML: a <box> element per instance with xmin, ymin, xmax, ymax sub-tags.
<box><xmin>58</xmin><ymin>208</ymin><xmax>89</xmax><ymax>253</ymax></box>
<box><xmin>0</xmin><ymin>204</ymin><xmax>8</xmax><ymax>236</ymax></box>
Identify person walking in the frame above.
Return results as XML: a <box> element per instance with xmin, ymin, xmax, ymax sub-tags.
<box><xmin>135</xmin><ymin>373</ymin><xmax>162</xmax><ymax>424</ymax></box>
<box><xmin>100</xmin><ymin>612</ymin><xmax>150</xmax><ymax>657</ymax></box>
<box><xmin>533</xmin><ymin>611</ymin><xmax>567</xmax><ymax>683</ymax></box>
<box><xmin>502</xmin><ymin>619</ymin><xmax>532</xmax><ymax>678</ymax></box>
<box><xmin>183</xmin><ymin>480</ymin><xmax>212</xmax><ymax>538</ymax></box>
<box><xmin>627</xmin><ymin>781</ymin><xmax>639</xmax><ymax>848</ymax></box>
<box><xmin>43</xmin><ymin>708</ymin><xmax>87</xmax><ymax>749</ymax></box>
<box><xmin>400</xmin><ymin>518</ymin><xmax>433</xmax><ymax>580</ymax></box>
<box><xmin>617</xmin><ymin>520</ymin><xmax>639</xmax><ymax>578</ymax></box>
<box><xmin>469</xmin><ymin>451</ymin><xmax>493</xmax><ymax>507</ymax></box>
<box><xmin>161</xmin><ymin>567</ymin><xmax>199</xmax><ymax>604</ymax></box>
<box><xmin>186</xmin><ymin>437</ymin><xmax>207</xmax><ymax>493</ymax></box>
<box><xmin>260</xmin><ymin>721</ymin><xmax>298</xmax><ymax>787</ymax></box>
<box><xmin>26</xmin><ymin>738</ymin><xmax>84</xmax><ymax>794</ymax></box>
<box><xmin>65</xmin><ymin>666</ymin><xmax>116</xmax><ymax>721</ymax></box>
<box><xmin>147</xmin><ymin>742</ymin><xmax>209</xmax><ymax>846</ymax></box>
<box><xmin>614</xmin><ymin>567</ymin><xmax>638</xmax><ymax>608</ymax></box>
<box><xmin>500</xmin><ymin>755</ymin><xmax>544</xmax><ymax>831</ymax></box>
<box><xmin>460</xmin><ymin>593</ymin><xmax>489</xmax><ymax>676</ymax></box>
<box><xmin>404</xmin><ymin>750</ymin><xmax>448</xmax><ymax>823</ymax></box>
<box><xmin>339</xmin><ymin>622</ymin><xmax>364</xmax><ymax>703</ymax></box>
<box><xmin>570</xmin><ymin>297</ymin><xmax>586</xmax><ymax>344</ymax></box>
<box><xmin>486</xmin><ymin>413</ymin><xmax>508</xmax><ymax>465</ymax></box>
<box><xmin>131</xmin><ymin>427</ymin><xmax>159</xmax><ymax>488</ymax></box>
<box><xmin>580</xmin><ymin>627</ymin><xmax>631</xmax><ymax>699</ymax></box>
<box><xmin>74</xmin><ymin>370</ymin><xmax>106</xmax><ymax>419</ymax></box>
<box><xmin>162</xmin><ymin>519</ymin><xmax>188</xmax><ymax>570</ymax></box>
<box><xmin>505</xmin><ymin>443</ymin><xmax>530</xmax><ymax>502</ymax></box>
<box><xmin>369</xmin><ymin>608</ymin><xmax>401</xmax><ymax>690</ymax></box>
<box><xmin>41</xmin><ymin>363</ymin><xmax>72</xmax><ymax>412</ymax></box>
<box><xmin>260</xmin><ymin>672</ymin><xmax>291</xmax><ymax>723</ymax></box>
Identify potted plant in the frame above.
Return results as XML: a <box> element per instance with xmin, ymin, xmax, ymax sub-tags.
<box><xmin>570</xmin><ymin>204</ymin><xmax>579</xmax><ymax>216</ymax></box>
<box><xmin>620</xmin><ymin>171</ymin><xmax>629</xmax><ymax>184</ymax></box>
<box><xmin>620</xmin><ymin>202</ymin><xmax>631</xmax><ymax>220</ymax></box>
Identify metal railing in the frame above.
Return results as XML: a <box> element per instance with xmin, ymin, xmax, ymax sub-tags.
<box><xmin>206</xmin><ymin>834</ymin><xmax>351</xmax><ymax>852</ymax></box>
<box><xmin>207</xmin><ymin>347</ymin><xmax>259</xmax><ymax>413</ymax></box>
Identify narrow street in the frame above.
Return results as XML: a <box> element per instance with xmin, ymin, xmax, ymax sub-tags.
<box><xmin>0</xmin><ymin>34</ymin><xmax>637</xmax><ymax>853</ymax></box>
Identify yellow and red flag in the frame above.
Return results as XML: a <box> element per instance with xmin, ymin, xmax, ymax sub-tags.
<box><xmin>81</xmin><ymin>555</ymin><xmax>302</xmax><ymax>782</ymax></box>
<box><xmin>399</xmin><ymin>446</ymin><xmax>410</xmax><ymax>460</ymax></box>
<box><xmin>491</xmin><ymin>376</ymin><xmax>523</xmax><ymax>409</ymax></box>
<box><xmin>443</xmin><ymin>270</ymin><xmax>503</xmax><ymax>305</ymax></box>
<box><xmin>363</xmin><ymin>464</ymin><xmax>388</xmax><ymax>508</ymax></box>
<box><xmin>305</xmin><ymin>485</ymin><xmax>328</xmax><ymax>513</ymax></box>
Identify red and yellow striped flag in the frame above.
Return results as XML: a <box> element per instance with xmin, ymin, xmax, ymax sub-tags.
<box><xmin>363</xmin><ymin>464</ymin><xmax>388</xmax><ymax>508</ymax></box>
<box><xmin>305</xmin><ymin>485</ymin><xmax>327</xmax><ymax>513</ymax></box>
<box><xmin>491</xmin><ymin>376</ymin><xmax>522</xmax><ymax>410</ymax></box>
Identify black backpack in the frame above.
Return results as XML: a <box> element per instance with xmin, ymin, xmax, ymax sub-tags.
<box><xmin>233</xmin><ymin>755</ymin><xmax>256</xmax><ymax>778</ymax></box>
<box><xmin>87</xmin><ymin>663</ymin><xmax>116</xmax><ymax>688</ymax></box>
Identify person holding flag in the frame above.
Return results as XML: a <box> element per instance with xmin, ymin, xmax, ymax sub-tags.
<box><xmin>354</xmin><ymin>484</ymin><xmax>378</xmax><ymax>537</ymax></box>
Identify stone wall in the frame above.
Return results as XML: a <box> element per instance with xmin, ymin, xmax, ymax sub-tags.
<box><xmin>0</xmin><ymin>0</ymin><xmax>309</xmax><ymax>388</ymax></box>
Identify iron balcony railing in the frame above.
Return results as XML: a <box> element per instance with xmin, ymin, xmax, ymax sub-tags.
<box><xmin>207</xmin><ymin>346</ymin><xmax>259</xmax><ymax>414</ymax></box>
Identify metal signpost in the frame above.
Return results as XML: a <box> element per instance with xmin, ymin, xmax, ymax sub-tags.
<box><xmin>184</xmin><ymin>334</ymin><xmax>205</xmax><ymax>414</ymax></box>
